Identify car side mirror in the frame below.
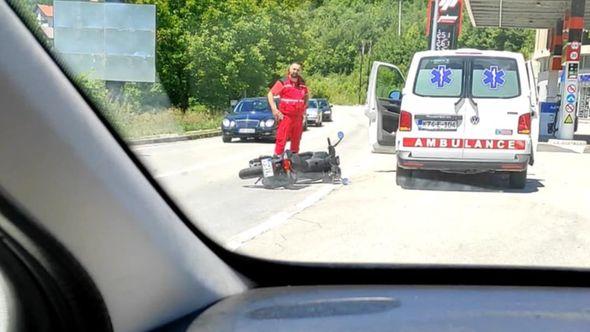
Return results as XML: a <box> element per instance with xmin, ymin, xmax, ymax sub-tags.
<box><xmin>388</xmin><ymin>90</ymin><xmax>402</xmax><ymax>101</ymax></box>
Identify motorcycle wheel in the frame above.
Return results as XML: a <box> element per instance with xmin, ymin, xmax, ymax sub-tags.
<box><xmin>239</xmin><ymin>166</ymin><xmax>263</xmax><ymax>179</ymax></box>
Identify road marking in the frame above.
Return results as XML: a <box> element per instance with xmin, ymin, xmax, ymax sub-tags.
<box><xmin>225</xmin><ymin>149</ymin><xmax>379</xmax><ymax>251</ymax></box>
<box><xmin>225</xmin><ymin>185</ymin><xmax>338</xmax><ymax>251</ymax></box>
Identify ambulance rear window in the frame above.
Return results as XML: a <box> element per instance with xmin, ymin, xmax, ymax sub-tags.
<box><xmin>471</xmin><ymin>57</ymin><xmax>520</xmax><ymax>98</ymax></box>
<box><xmin>413</xmin><ymin>57</ymin><xmax>464</xmax><ymax>97</ymax></box>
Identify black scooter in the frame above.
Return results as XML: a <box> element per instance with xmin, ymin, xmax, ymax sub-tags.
<box><xmin>239</xmin><ymin>132</ymin><xmax>344</xmax><ymax>189</ymax></box>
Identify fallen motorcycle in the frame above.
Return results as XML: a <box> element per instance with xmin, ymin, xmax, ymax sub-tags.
<box><xmin>239</xmin><ymin>131</ymin><xmax>344</xmax><ymax>189</ymax></box>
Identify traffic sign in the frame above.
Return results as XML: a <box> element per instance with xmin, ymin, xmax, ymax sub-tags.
<box><xmin>566</xmin><ymin>104</ymin><xmax>575</xmax><ymax>113</ymax></box>
<box><xmin>567</xmin><ymin>84</ymin><xmax>577</xmax><ymax>93</ymax></box>
<box><xmin>572</xmin><ymin>41</ymin><xmax>580</xmax><ymax>50</ymax></box>
<box><xmin>564</xmin><ymin>114</ymin><xmax>574</xmax><ymax>124</ymax></box>
<box><xmin>571</xmin><ymin>51</ymin><xmax>579</xmax><ymax>60</ymax></box>
<box><xmin>566</xmin><ymin>94</ymin><xmax>576</xmax><ymax>103</ymax></box>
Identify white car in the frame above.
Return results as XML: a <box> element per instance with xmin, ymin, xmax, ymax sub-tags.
<box><xmin>306</xmin><ymin>99</ymin><xmax>323</xmax><ymax>127</ymax></box>
<box><xmin>366</xmin><ymin>49</ymin><xmax>537</xmax><ymax>189</ymax></box>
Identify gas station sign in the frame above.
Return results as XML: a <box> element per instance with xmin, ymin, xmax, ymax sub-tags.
<box><xmin>566</xmin><ymin>44</ymin><xmax>581</xmax><ymax>62</ymax></box>
<box><xmin>427</xmin><ymin>0</ymin><xmax>463</xmax><ymax>50</ymax></box>
<box><xmin>557</xmin><ymin>60</ymin><xmax>579</xmax><ymax>139</ymax></box>
<box><xmin>567</xmin><ymin>62</ymin><xmax>579</xmax><ymax>79</ymax></box>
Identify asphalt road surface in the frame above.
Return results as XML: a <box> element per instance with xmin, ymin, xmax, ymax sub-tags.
<box><xmin>133</xmin><ymin>106</ymin><xmax>368</xmax><ymax>246</ymax></box>
<box><xmin>134</xmin><ymin>107</ymin><xmax>590</xmax><ymax>268</ymax></box>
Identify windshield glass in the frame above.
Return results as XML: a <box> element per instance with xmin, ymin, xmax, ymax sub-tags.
<box><xmin>9</xmin><ymin>0</ymin><xmax>590</xmax><ymax>270</ymax></box>
<box><xmin>471</xmin><ymin>57</ymin><xmax>520</xmax><ymax>98</ymax></box>
<box><xmin>414</xmin><ymin>57</ymin><xmax>464</xmax><ymax>97</ymax></box>
<box><xmin>234</xmin><ymin>100</ymin><xmax>271</xmax><ymax>113</ymax></box>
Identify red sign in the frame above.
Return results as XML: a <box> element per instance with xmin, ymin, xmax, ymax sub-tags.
<box><xmin>566</xmin><ymin>104</ymin><xmax>575</xmax><ymax>113</ymax></box>
<box><xmin>565</xmin><ymin>45</ymin><xmax>581</xmax><ymax>62</ymax></box>
<box><xmin>572</xmin><ymin>41</ymin><xmax>580</xmax><ymax>50</ymax></box>
<box><xmin>403</xmin><ymin>138</ymin><xmax>526</xmax><ymax>150</ymax></box>
<box><xmin>567</xmin><ymin>84</ymin><xmax>576</xmax><ymax>93</ymax></box>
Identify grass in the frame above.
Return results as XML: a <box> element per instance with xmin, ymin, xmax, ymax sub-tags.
<box><xmin>103</xmin><ymin>106</ymin><xmax>224</xmax><ymax>140</ymax></box>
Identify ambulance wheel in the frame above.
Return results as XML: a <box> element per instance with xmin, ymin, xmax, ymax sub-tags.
<box><xmin>509</xmin><ymin>169</ymin><xmax>527</xmax><ymax>189</ymax></box>
<box><xmin>396</xmin><ymin>165</ymin><xmax>413</xmax><ymax>187</ymax></box>
<box><xmin>222</xmin><ymin>135</ymin><xmax>232</xmax><ymax>143</ymax></box>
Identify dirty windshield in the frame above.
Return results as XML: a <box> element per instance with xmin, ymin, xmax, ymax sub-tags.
<box><xmin>10</xmin><ymin>0</ymin><xmax>590</xmax><ymax>268</ymax></box>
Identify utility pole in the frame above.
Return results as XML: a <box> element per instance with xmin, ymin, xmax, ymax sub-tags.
<box><xmin>398</xmin><ymin>0</ymin><xmax>402</xmax><ymax>36</ymax></box>
<box><xmin>430</xmin><ymin>0</ymin><xmax>439</xmax><ymax>50</ymax></box>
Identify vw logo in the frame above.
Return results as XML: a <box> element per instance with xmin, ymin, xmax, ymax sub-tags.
<box><xmin>470</xmin><ymin>115</ymin><xmax>480</xmax><ymax>125</ymax></box>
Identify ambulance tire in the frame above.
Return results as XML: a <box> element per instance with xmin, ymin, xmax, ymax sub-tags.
<box><xmin>222</xmin><ymin>135</ymin><xmax>232</xmax><ymax>143</ymax></box>
<box><xmin>509</xmin><ymin>169</ymin><xmax>527</xmax><ymax>189</ymax></box>
<box><xmin>396</xmin><ymin>165</ymin><xmax>413</xmax><ymax>187</ymax></box>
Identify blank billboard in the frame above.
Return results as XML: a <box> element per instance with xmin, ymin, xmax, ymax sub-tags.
<box><xmin>54</xmin><ymin>1</ymin><xmax>156</xmax><ymax>82</ymax></box>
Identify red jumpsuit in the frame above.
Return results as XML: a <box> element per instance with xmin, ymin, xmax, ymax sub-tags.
<box><xmin>270</xmin><ymin>77</ymin><xmax>308</xmax><ymax>155</ymax></box>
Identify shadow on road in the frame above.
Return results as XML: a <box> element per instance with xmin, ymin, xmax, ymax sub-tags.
<box><xmin>242</xmin><ymin>184</ymin><xmax>311</xmax><ymax>190</ymax></box>
<box><xmin>231</xmin><ymin>138</ymin><xmax>274</xmax><ymax>144</ymax></box>
<box><xmin>389</xmin><ymin>169</ymin><xmax>545</xmax><ymax>193</ymax></box>
<box><xmin>575</xmin><ymin>134</ymin><xmax>590</xmax><ymax>144</ymax></box>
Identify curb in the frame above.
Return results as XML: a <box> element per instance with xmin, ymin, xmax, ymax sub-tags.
<box><xmin>129</xmin><ymin>128</ymin><xmax>221</xmax><ymax>146</ymax></box>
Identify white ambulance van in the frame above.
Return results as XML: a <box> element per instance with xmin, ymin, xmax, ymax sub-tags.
<box><xmin>366</xmin><ymin>49</ymin><xmax>535</xmax><ymax>189</ymax></box>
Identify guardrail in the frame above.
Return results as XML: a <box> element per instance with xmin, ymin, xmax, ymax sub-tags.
<box><xmin>129</xmin><ymin>128</ymin><xmax>222</xmax><ymax>146</ymax></box>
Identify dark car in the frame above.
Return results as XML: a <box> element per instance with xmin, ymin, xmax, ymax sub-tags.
<box><xmin>222</xmin><ymin>98</ymin><xmax>277</xmax><ymax>143</ymax></box>
<box><xmin>318</xmin><ymin>98</ymin><xmax>333</xmax><ymax>121</ymax></box>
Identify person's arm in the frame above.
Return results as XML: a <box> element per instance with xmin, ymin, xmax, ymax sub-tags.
<box><xmin>268</xmin><ymin>81</ymin><xmax>284</xmax><ymax>120</ymax></box>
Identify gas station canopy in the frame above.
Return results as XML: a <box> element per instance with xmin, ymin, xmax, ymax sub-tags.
<box><xmin>466</xmin><ymin>0</ymin><xmax>590</xmax><ymax>28</ymax></box>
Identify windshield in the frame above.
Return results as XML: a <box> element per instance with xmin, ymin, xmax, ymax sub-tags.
<box><xmin>10</xmin><ymin>0</ymin><xmax>590</xmax><ymax>271</ymax></box>
<box><xmin>234</xmin><ymin>100</ymin><xmax>272</xmax><ymax>113</ymax></box>
<box><xmin>414</xmin><ymin>57</ymin><xmax>464</xmax><ymax>97</ymax></box>
<box><xmin>471</xmin><ymin>57</ymin><xmax>520</xmax><ymax>98</ymax></box>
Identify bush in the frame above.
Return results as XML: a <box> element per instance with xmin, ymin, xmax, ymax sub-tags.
<box><xmin>307</xmin><ymin>73</ymin><xmax>365</xmax><ymax>105</ymax></box>
<box><xmin>75</xmin><ymin>77</ymin><xmax>222</xmax><ymax>139</ymax></box>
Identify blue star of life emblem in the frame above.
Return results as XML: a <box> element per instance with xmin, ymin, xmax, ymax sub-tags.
<box><xmin>482</xmin><ymin>66</ymin><xmax>505</xmax><ymax>89</ymax></box>
<box><xmin>430</xmin><ymin>65</ymin><xmax>452</xmax><ymax>88</ymax></box>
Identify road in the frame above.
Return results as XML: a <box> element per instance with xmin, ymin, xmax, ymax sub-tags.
<box><xmin>133</xmin><ymin>106</ymin><xmax>369</xmax><ymax>246</ymax></box>
<box><xmin>134</xmin><ymin>107</ymin><xmax>590</xmax><ymax>268</ymax></box>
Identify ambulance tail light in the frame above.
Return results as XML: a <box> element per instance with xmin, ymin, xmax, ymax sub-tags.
<box><xmin>399</xmin><ymin>111</ymin><xmax>412</xmax><ymax>131</ymax></box>
<box><xmin>518</xmin><ymin>113</ymin><xmax>531</xmax><ymax>134</ymax></box>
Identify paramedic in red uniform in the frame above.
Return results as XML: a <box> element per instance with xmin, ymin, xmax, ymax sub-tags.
<box><xmin>267</xmin><ymin>62</ymin><xmax>309</xmax><ymax>155</ymax></box>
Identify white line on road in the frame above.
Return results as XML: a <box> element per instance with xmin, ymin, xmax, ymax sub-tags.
<box><xmin>225</xmin><ymin>151</ymin><xmax>381</xmax><ymax>251</ymax></box>
<box><xmin>225</xmin><ymin>185</ymin><xmax>338</xmax><ymax>251</ymax></box>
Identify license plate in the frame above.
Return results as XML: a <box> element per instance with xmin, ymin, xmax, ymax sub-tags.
<box><xmin>261</xmin><ymin>158</ymin><xmax>274</xmax><ymax>178</ymax></box>
<box><xmin>239</xmin><ymin>128</ymin><xmax>255</xmax><ymax>134</ymax></box>
<box><xmin>417</xmin><ymin>120</ymin><xmax>458</xmax><ymax>131</ymax></box>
